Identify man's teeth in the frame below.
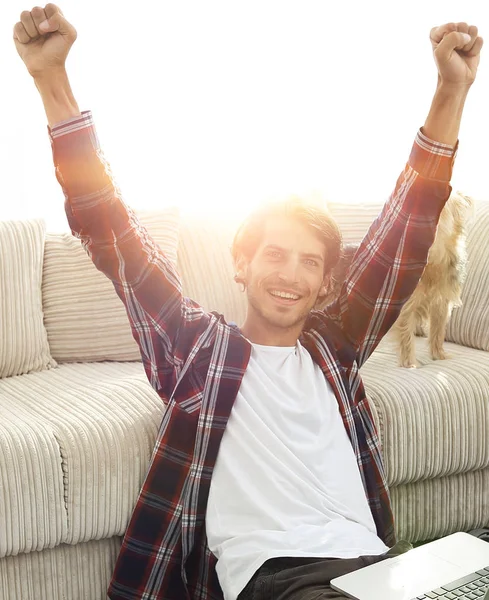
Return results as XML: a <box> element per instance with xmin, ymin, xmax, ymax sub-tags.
<box><xmin>270</xmin><ymin>290</ymin><xmax>300</xmax><ymax>300</ymax></box>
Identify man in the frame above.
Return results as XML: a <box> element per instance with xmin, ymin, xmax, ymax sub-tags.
<box><xmin>14</xmin><ymin>5</ymin><xmax>483</xmax><ymax>599</ymax></box>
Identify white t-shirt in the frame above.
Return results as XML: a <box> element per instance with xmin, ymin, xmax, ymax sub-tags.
<box><xmin>205</xmin><ymin>340</ymin><xmax>388</xmax><ymax>600</ymax></box>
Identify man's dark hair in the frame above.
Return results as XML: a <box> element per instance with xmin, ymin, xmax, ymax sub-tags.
<box><xmin>231</xmin><ymin>196</ymin><xmax>343</xmax><ymax>275</ymax></box>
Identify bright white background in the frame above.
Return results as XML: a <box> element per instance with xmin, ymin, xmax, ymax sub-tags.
<box><xmin>1</xmin><ymin>0</ymin><xmax>488</xmax><ymax>230</ymax></box>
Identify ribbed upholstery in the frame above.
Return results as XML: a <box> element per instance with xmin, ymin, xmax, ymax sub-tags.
<box><xmin>42</xmin><ymin>210</ymin><xmax>179</xmax><ymax>363</ymax></box>
<box><xmin>327</xmin><ymin>202</ymin><xmax>383</xmax><ymax>244</ymax></box>
<box><xmin>392</xmin><ymin>466</ymin><xmax>489</xmax><ymax>542</ymax></box>
<box><xmin>0</xmin><ymin>219</ymin><xmax>55</xmax><ymax>378</ymax></box>
<box><xmin>446</xmin><ymin>199</ymin><xmax>489</xmax><ymax>350</ymax></box>
<box><xmin>361</xmin><ymin>334</ymin><xmax>489</xmax><ymax>487</ymax></box>
<box><xmin>0</xmin><ymin>362</ymin><xmax>163</xmax><ymax>558</ymax></box>
<box><xmin>177</xmin><ymin>213</ymin><xmax>247</xmax><ymax>325</ymax></box>
<box><xmin>0</xmin><ymin>402</ymin><xmax>67</xmax><ymax>557</ymax></box>
<box><xmin>0</xmin><ymin>536</ymin><xmax>121</xmax><ymax>600</ymax></box>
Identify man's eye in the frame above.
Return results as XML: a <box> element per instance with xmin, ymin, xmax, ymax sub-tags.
<box><xmin>267</xmin><ymin>251</ymin><xmax>281</xmax><ymax>258</ymax></box>
<box><xmin>304</xmin><ymin>259</ymin><xmax>318</xmax><ymax>266</ymax></box>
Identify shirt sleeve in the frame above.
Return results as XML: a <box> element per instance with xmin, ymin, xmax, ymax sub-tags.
<box><xmin>49</xmin><ymin>111</ymin><xmax>210</xmax><ymax>400</ymax></box>
<box><xmin>322</xmin><ymin>129</ymin><xmax>457</xmax><ymax>368</ymax></box>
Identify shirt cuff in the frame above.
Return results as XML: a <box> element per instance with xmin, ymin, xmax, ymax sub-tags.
<box><xmin>48</xmin><ymin>110</ymin><xmax>94</xmax><ymax>141</ymax></box>
<box><xmin>409</xmin><ymin>128</ymin><xmax>458</xmax><ymax>182</ymax></box>
<box><xmin>48</xmin><ymin>110</ymin><xmax>102</xmax><ymax>173</ymax></box>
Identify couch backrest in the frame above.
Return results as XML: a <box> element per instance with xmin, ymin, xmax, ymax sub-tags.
<box><xmin>47</xmin><ymin>197</ymin><xmax>479</xmax><ymax>365</ymax></box>
<box><xmin>446</xmin><ymin>198</ymin><xmax>489</xmax><ymax>351</ymax></box>
<box><xmin>327</xmin><ymin>201</ymin><xmax>383</xmax><ymax>244</ymax></box>
<box><xmin>0</xmin><ymin>218</ymin><xmax>56</xmax><ymax>378</ymax></box>
<box><xmin>42</xmin><ymin>209</ymin><xmax>179</xmax><ymax>363</ymax></box>
<box><xmin>42</xmin><ymin>210</ymin><xmax>248</xmax><ymax>364</ymax></box>
<box><xmin>176</xmin><ymin>213</ymin><xmax>247</xmax><ymax>326</ymax></box>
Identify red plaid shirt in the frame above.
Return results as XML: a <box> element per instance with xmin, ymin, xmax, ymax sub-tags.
<box><xmin>49</xmin><ymin>112</ymin><xmax>456</xmax><ymax>600</ymax></box>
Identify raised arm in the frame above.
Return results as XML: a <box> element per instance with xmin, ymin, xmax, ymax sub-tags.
<box><xmin>323</xmin><ymin>22</ymin><xmax>483</xmax><ymax>368</ymax></box>
<box><xmin>14</xmin><ymin>4</ymin><xmax>210</xmax><ymax>399</ymax></box>
<box><xmin>13</xmin><ymin>4</ymin><xmax>80</xmax><ymax>125</ymax></box>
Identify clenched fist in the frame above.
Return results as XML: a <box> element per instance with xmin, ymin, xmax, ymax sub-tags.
<box><xmin>13</xmin><ymin>4</ymin><xmax>76</xmax><ymax>78</ymax></box>
<box><xmin>431</xmin><ymin>23</ymin><xmax>483</xmax><ymax>86</ymax></box>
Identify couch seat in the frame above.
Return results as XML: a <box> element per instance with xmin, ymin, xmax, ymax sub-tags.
<box><xmin>361</xmin><ymin>333</ymin><xmax>489</xmax><ymax>487</ymax></box>
<box><xmin>0</xmin><ymin>362</ymin><xmax>163</xmax><ymax>558</ymax></box>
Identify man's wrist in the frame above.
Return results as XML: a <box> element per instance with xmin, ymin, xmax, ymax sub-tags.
<box><xmin>422</xmin><ymin>80</ymin><xmax>469</xmax><ymax>146</ymax></box>
<box><xmin>436</xmin><ymin>79</ymin><xmax>472</xmax><ymax>98</ymax></box>
<box><xmin>34</xmin><ymin>68</ymin><xmax>81</xmax><ymax>128</ymax></box>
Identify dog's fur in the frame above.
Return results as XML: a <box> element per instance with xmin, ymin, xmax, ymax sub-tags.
<box><xmin>321</xmin><ymin>192</ymin><xmax>474</xmax><ymax>368</ymax></box>
<box><xmin>392</xmin><ymin>191</ymin><xmax>474</xmax><ymax>368</ymax></box>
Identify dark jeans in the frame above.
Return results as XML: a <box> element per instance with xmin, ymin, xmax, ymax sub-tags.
<box><xmin>237</xmin><ymin>541</ymin><xmax>413</xmax><ymax>600</ymax></box>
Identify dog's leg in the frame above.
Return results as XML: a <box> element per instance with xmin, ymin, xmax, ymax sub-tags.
<box><xmin>394</xmin><ymin>302</ymin><xmax>418</xmax><ymax>368</ymax></box>
<box><xmin>429</xmin><ymin>297</ymin><xmax>451</xmax><ymax>360</ymax></box>
<box><xmin>415</xmin><ymin>323</ymin><xmax>426</xmax><ymax>337</ymax></box>
<box><xmin>415</xmin><ymin>312</ymin><xmax>427</xmax><ymax>337</ymax></box>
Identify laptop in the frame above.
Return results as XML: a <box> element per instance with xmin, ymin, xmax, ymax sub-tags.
<box><xmin>330</xmin><ymin>532</ymin><xmax>489</xmax><ymax>600</ymax></box>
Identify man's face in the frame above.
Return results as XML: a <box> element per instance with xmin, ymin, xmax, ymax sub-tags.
<box><xmin>241</xmin><ymin>216</ymin><xmax>329</xmax><ymax>332</ymax></box>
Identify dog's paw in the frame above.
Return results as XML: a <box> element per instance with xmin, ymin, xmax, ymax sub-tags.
<box><xmin>399</xmin><ymin>360</ymin><xmax>418</xmax><ymax>369</ymax></box>
<box><xmin>431</xmin><ymin>350</ymin><xmax>452</xmax><ymax>361</ymax></box>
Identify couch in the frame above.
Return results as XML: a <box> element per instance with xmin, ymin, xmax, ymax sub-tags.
<box><xmin>0</xmin><ymin>199</ymin><xmax>488</xmax><ymax>600</ymax></box>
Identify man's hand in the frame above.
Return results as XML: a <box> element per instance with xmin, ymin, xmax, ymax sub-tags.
<box><xmin>423</xmin><ymin>23</ymin><xmax>483</xmax><ymax>160</ymax></box>
<box><xmin>431</xmin><ymin>23</ymin><xmax>483</xmax><ymax>88</ymax></box>
<box><xmin>13</xmin><ymin>4</ymin><xmax>77</xmax><ymax>79</ymax></box>
<box><xmin>13</xmin><ymin>4</ymin><xmax>80</xmax><ymax>126</ymax></box>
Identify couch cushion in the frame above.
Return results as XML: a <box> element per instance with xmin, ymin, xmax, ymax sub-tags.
<box><xmin>446</xmin><ymin>199</ymin><xmax>489</xmax><ymax>351</ymax></box>
<box><xmin>0</xmin><ymin>362</ymin><xmax>162</xmax><ymax>557</ymax></box>
<box><xmin>361</xmin><ymin>333</ymin><xmax>489</xmax><ymax>487</ymax></box>
<box><xmin>327</xmin><ymin>201</ymin><xmax>384</xmax><ymax>244</ymax></box>
<box><xmin>0</xmin><ymin>219</ymin><xmax>56</xmax><ymax>378</ymax></box>
<box><xmin>0</xmin><ymin>536</ymin><xmax>122</xmax><ymax>600</ymax></box>
<box><xmin>42</xmin><ymin>209</ymin><xmax>179</xmax><ymax>363</ymax></box>
<box><xmin>391</xmin><ymin>466</ymin><xmax>489</xmax><ymax>543</ymax></box>
<box><xmin>177</xmin><ymin>213</ymin><xmax>247</xmax><ymax>325</ymax></box>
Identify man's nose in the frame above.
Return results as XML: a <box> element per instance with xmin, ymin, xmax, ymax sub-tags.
<box><xmin>277</xmin><ymin>259</ymin><xmax>301</xmax><ymax>284</ymax></box>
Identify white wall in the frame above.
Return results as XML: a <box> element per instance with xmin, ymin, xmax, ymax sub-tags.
<box><xmin>1</xmin><ymin>0</ymin><xmax>488</xmax><ymax>230</ymax></box>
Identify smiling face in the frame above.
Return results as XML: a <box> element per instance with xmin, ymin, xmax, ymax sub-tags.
<box><xmin>237</xmin><ymin>215</ymin><xmax>330</xmax><ymax>346</ymax></box>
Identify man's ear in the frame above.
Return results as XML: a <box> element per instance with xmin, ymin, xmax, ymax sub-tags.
<box><xmin>234</xmin><ymin>255</ymin><xmax>248</xmax><ymax>287</ymax></box>
<box><xmin>314</xmin><ymin>273</ymin><xmax>332</xmax><ymax>309</ymax></box>
<box><xmin>318</xmin><ymin>273</ymin><xmax>331</xmax><ymax>298</ymax></box>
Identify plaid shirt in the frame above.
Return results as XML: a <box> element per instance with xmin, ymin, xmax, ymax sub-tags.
<box><xmin>49</xmin><ymin>112</ymin><xmax>456</xmax><ymax>600</ymax></box>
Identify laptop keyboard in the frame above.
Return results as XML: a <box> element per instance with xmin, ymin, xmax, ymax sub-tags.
<box><xmin>413</xmin><ymin>566</ymin><xmax>489</xmax><ymax>599</ymax></box>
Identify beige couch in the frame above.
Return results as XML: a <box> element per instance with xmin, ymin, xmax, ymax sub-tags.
<box><xmin>0</xmin><ymin>200</ymin><xmax>488</xmax><ymax>600</ymax></box>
